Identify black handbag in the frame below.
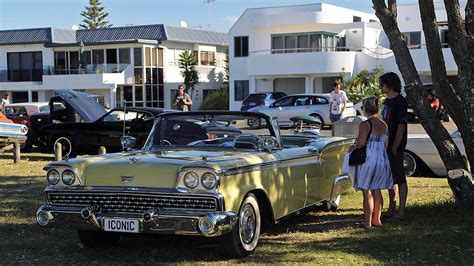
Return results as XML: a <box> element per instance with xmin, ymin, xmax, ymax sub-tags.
<box><xmin>349</xmin><ymin>120</ymin><xmax>372</xmax><ymax>166</ymax></box>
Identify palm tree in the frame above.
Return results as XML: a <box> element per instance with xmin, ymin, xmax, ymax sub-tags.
<box><xmin>178</xmin><ymin>49</ymin><xmax>199</xmax><ymax>96</ymax></box>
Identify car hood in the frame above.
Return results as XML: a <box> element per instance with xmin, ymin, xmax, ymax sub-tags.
<box><xmin>54</xmin><ymin>90</ymin><xmax>107</xmax><ymax>122</ymax></box>
<box><xmin>74</xmin><ymin>149</ymin><xmax>277</xmax><ymax>188</ymax></box>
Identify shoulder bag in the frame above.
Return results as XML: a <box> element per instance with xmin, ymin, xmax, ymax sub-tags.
<box><xmin>349</xmin><ymin>120</ymin><xmax>372</xmax><ymax>166</ymax></box>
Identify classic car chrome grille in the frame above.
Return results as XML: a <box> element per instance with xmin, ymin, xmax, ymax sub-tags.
<box><xmin>47</xmin><ymin>191</ymin><xmax>218</xmax><ymax>213</ymax></box>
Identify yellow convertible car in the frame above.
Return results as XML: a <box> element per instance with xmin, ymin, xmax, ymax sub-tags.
<box><xmin>36</xmin><ymin>111</ymin><xmax>352</xmax><ymax>258</ymax></box>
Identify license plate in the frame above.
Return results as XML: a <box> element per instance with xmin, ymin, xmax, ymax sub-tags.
<box><xmin>104</xmin><ymin>218</ymin><xmax>140</xmax><ymax>233</ymax></box>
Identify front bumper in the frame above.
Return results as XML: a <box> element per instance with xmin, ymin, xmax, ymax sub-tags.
<box><xmin>36</xmin><ymin>204</ymin><xmax>237</xmax><ymax>237</ymax></box>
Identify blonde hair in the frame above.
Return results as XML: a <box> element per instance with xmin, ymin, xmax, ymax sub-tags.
<box><xmin>362</xmin><ymin>96</ymin><xmax>379</xmax><ymax>115</ymax></box>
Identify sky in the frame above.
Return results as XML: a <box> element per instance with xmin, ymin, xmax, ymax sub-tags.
<box><xmin>0</xmin><ymin>0</ymin><xmax>418</xmax><ymax>33</ymax></box>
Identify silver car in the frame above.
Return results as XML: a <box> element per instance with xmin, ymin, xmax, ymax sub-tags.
<box><xmin>404</xmin><ymin>130</ymin><xmax>465</xmax><ymax>177</ymax></box>
<box><xmin>248</xmin><ymin>94</ymin><xmax>356</xmax><ymax>128</ymax></box>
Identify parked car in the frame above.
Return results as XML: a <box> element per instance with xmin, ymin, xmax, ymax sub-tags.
<box><xmin>30</xmin><ymin>90</ymin><xmax>169</xmax><ymax>157</ymax></box>
<box><xmin>5</xmin><ymin>102</ymin><xmax>50</xmax><ymax>126</ymax></box>
<box><xmin>36</xmin><ymin>111</ymin><xmax>353</xmax><ymax>258</ymax></box>
<box><xmin>240</xmin><ymin>92</ymin><xmax>286</xmax><ymax>111</ymax></box>
<box><xmin>5</xmin><ymin>102</ymin><xmax>53</xmax><ymax>151</ymax></box>
<box><xmin>404</xmin><ymin>130</ymin><xmax>465</xmax><ymax>177</ymax></box>
<box><xmin>248</xmin><ymin>93</ymin><xmax>356</xmax><ymax>128</ymax></box>
<box><xmin>0</xmin><ymin>121</ymin><xmax>28</xmax><ymax>151</ymax></box>
<box><xmin>39</xmin><ymin>106</ymin><xmax>168</xmax><ymax>157</ymax></box>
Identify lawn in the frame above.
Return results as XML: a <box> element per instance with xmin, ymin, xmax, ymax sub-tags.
<box><xmin>0</xmin><ymin>153</ymin><xmax>473</xmax><ymax>264</ymax></box>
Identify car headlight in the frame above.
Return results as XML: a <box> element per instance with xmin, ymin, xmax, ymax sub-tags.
<box><xmin>46</xmin><ymin>169</ymin><xmax>60</xmax><ymax>185</ymax></box>
<box><xmin>183</xmin><ymin>171</ymin><xmax>199</xmax><ymax>189</ymax></box>
<box><xmin>201</xmin><ymin>172</ymin><xmax>218</xmax><ymax>190</ymax></box>
<box><xmin>61</xmin><ymin>169</ymin><xmax>76</xmax><ymax>185</ymax></box>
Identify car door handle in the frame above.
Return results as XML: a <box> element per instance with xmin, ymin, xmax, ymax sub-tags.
<box><xmin>308</xmin><ymin>147</ymin><xmax>320</xmax><ymax>155</ymax></box>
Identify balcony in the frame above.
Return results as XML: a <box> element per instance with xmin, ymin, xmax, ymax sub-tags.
<box><xmin>0</xmin><ymin>64</ymin><xmax>130</xmax><ymax>90</ymax></box>
<box><xmin>247</xmin><ymin>48</ymin><xmax>357</xmax><ymax>76</ymax></box>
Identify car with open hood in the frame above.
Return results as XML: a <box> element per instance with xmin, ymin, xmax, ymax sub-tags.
<box><xmin>36</xmin><ymin>111</ymin><xmax>353</xmax><ymax>258</ymax></box>
<box><xmin>30</xmin><ymin>90</ymin><xmax>169</xmax><ymax>156</ymax></box>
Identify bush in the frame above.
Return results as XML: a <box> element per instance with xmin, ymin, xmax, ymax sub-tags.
<box><xmin>200</xmin><ymin>88</ymin><xmax>229</xmax><ymax>110</ymax></box>
<box><xmin>342</xmin><ymin>66</ymin><xmax>385</xmax><ymax>104</ymax></box>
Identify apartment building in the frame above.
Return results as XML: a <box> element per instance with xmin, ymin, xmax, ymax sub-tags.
<box><xmin>0</xmin><ymin>24</ymin><xmax>228</xmax><ymax>110</ymax></box>
<box><xmin>228</xmin><ymin>2</ymin><xmax>459</xmax><ymax>110</ymax></box>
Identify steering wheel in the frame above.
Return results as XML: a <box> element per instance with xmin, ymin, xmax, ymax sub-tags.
<box><xmin>233</xmin><ymin>134</ymin><xmax>264</xmax><ymax>150</ymax></box>
<box><xmin>162</xmin><ymin>139</ymin><xmax>172</xmax><ymax>146</ymax></box>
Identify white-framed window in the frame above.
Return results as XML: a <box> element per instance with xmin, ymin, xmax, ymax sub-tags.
<box><xmin>234</xmin><ymin>36</ymin><xmax>249</xmax><ymax>57</ymax></box>
<box><xmin>401</xmin><ymin>32</ymin><xmax>422</xmax><ymax>49</ymax></box>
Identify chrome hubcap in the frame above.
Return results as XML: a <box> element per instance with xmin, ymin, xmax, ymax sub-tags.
<box><xmin>403</xmin><ymin>153</ymin><xmax>416</xmax><ymax>176</ymax></box>
<box><xmin>240</xmin><ymin>204</ymin><xmax>256</xmax><ymax>244</ymax></box>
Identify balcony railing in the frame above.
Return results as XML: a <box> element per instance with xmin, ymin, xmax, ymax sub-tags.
<box><xmin>0</xmin><ymin>64</ymin><xmax>129</xmax><ymax>82</ymax></box>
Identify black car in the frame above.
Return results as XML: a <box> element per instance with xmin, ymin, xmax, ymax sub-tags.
<box><xmin>32</xmin><ymin>90</ymin><xmax>169</xmax><ymax>157</ymax></box>
<box><xmin>240</xmin><ymin>92</ymin><xmax>286</xmax><ymax>111</ymax></box>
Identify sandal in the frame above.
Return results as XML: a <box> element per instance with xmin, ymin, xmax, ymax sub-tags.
<box><xmin>355</xmin><ymin>222</ymin><xmax>371</xmax><ymax>229</ymax></box>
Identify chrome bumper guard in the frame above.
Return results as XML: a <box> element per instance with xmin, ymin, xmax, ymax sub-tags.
<box><xmin>36</xmin><ymin>204</ymin><xmax>237</xmax><ymax>237</ymax></box>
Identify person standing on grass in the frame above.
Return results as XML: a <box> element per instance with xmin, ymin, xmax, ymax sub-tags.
<box><xmin>173</xmin><ymin>84</ymin><xmax>192</xmax><ymax>111</ymax></box>
<box><xmin>329</xmin><ymin>82</ymin><xmax>348</xmax><ymax>123</ymax></box>
<box><xmin>343</xmin><ymin>96</ymin><xmax>393</xmax><ymax>228</ymax></box>
<box><xmin>380</xmin><ymin>72</ymin><xmax>408</xmax><ymax>221</ymax></box>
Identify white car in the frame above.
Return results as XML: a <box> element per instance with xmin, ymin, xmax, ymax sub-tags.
<box><xmin>248</xmin><ymin>93</ymin><xmax>356</xmax><ymax>128</ymax></box>
<box><xmin>404</xmin><ymin>130</ymin><xmax>465</xmax><ymax>177</ymax></box>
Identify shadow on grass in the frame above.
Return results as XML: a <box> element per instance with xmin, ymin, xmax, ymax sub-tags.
<box><xmin>2</xmin><ymin>174</ymin><xmax>473</xmax><ymax>263</ymax></box>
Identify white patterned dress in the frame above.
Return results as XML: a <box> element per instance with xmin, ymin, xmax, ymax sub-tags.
<box><xmin>342</xmin><ymin>133</ymin><xmax>393</xmax><ymax>190</ymax></box>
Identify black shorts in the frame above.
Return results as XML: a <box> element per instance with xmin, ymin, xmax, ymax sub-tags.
<box><xmin>387</xmin><ymin>148</ymin><xmax>407</xmax><ymax>185</ymax></box>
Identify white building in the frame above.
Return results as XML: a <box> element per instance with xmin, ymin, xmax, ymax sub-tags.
<box><xmin>228</xmin><ymin>2</ymin><xmax>459</xmax><ymax>110</ymax></box>
<box><xmin>0</xmin><ymin>24</ymin><xmax>228</xmax><ymax>110</ymax></box>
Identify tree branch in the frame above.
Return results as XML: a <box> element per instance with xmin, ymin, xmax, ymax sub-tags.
<box><xmin>419</xmin><ymin>0</ymin><xmax>466</xmax><ymax>127</ymax></box>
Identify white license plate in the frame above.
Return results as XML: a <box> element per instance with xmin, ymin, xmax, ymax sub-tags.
<box><xmin>103</xmin><ymin>218</ymin><xmax>140</xmax><ymax>233</ymax></box>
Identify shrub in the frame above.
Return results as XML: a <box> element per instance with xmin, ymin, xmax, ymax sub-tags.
<box><xmin>200</xmin><ymin>88</ymin><xmax>229</xmax><ymax>110</ymax></box>
<box><xmin>342</xmin><ymin>66</ymin><xmax>385</xmax><ymax>104</ymax></box>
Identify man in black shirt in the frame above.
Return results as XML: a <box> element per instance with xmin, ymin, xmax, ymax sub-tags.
<box><xmin>380</xmin><ymin>72</ymin><xmax>408</xmax><ymax>221</ymax></box>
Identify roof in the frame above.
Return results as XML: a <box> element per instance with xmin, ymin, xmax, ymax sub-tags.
<box><xmin>76</xmin><ymin>24</ymin><xmax>166</xmax><ymax>44</ymax></box>
<box><xmin>164</xmin><ymin>25</ymin><xmax>228</xmax><ymax>45</ymax></box>
<box><xmin>0</xmin><ymin>24</ymin><xmax>228</xmax><ymax>46</ymax></box>
<box><xmin>0</xmin><ymin>27</ymin><xmax>76</xmax><ymax>45</ymax></box>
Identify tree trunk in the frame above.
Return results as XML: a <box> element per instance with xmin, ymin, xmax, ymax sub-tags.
<box><xmin>372</xmin><ymin>0</ymin><xmax>473</xmax><ymax>204</ymax></box>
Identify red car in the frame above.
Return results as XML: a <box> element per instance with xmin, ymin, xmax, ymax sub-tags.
<box><xmin>5</xmin><ymin>102</ymin><xmax>50</xmax><ymax>127</ymax></box>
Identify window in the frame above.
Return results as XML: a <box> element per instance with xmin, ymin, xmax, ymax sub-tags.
<box><xmin>441</xmin><ymin>29</ymin><xmax>449</xmax><ymax>48</ymax></box>
<box><xmin>83</xmin><ymin>51</ymin><xmax>91</xmax><ymax>66</ymax></box>
<box><xmin>402</xmin><ymin>32</ymin><xmax>422</xmax><ymax>49</ymax></box>
<box><xmin>294</xmin><ymin>96</ymin><xmax>311</xmax><ymax>106</ymax></box>
<box><xmin>123</xmin><ymin>86</ymin><xmax>133</xmax><ymax>106</ymax></box>
<box><xmin>234</xmin><ymin>36</ymin><xmax>249</xmax><ymax>57</ymax></box>
<box><xmin>7</xmin><ymin>51</ymin><xmax>43</xmax><ymax>81</ymax></box>
<box><xmin>106</xmin><ymin>49</ymin><xmax>117</xmax><ymax>64</ymax></box>
<box><xmin>200</xmin><ymin>51</ymin><xmax>215</xmax><ymax>66</ymax></box>
<box><xmin>158</xmin><ymin>48</ymin><xmax>164</xmax><ymax>67</ymax></box>
<box><xmin>272</xmin><ymin>32</ymin><xmax>343</xmax><ymax>53</ymax></box>
<box><xmin>369</xmin><ymin>19</ymin><xmax>377</xmax><ymax>22</ymax></box>
<box><xmin>272</xmin><ymin>36</ymin><xmax>284</xmax><ymax>54</ymax></box>
<box><xmin>311</xmin><ymin>96</ymin><xmax>328</xmax><ymax>105</ymax></box>
<box><xmin>11</xmin><ymin>91</ymin><xmax>28</xmax><ymax>103</ymax></box>
<box><xmin>134</xmin><ymin>68</ymin><xmax>143</xmax><ymax>84</ymax></box>
<box><xmin>284</xmin><ymin>35</ymin><xmax>296</xmax><ymax>53</ymax></box>
<box><xmin>92</xmin><ymin>49</ymin><xmax>104</xmax><ymax>65</ymax></box>
<box><xmin>70</xmin><ymin>52</ymin><xmax>79</xmax><ymax>73</ymax></box>
<box><xmin>119</xmin><ymin>48</ymin><xmax>130</xmax><ymax>64</ymax></box>
<box><xmin>145</xmin><ymin>47</ymin><xmax>151</xmax><ymax>66</ymax></box>
<box><xmin>234</xmin><ymin>80</ymin><xmax>249</xmax><ymax>101</ymax></box>
<box><xmin>134</xmin><ymin>48</ymin><xmax>142</xmax><ymax>66</ymax></box>
<box><xmin>135</xmin><ymin>85</ymin><xmax>143</xmax><ymax>103</ymax></box>
<box><xmin>54</xmin><ymin>51</ymin><xmax>68</xmax><ymax>74</ymax></box>
<box><xmin>273</xmin><ymin>97</ymin><xmax>293</xmax><ymax>107</ymax></box>
<box><xmin>353</xmin><ymin>16</ymin><xmax>362</xmax><ymax>22</ymax></box>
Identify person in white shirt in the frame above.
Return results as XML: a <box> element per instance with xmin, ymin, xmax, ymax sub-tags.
<box><xmin>329</xmin><ymin>82</ymin><xmax>348</xmax><ymax>123</ymax></box>
<box><xmin>1</xmin><ymin>93</ymin><xmax>10</xmax><ymax>113</ymax></box>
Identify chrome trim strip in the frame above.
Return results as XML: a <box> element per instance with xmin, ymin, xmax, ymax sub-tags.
<box><xmin>274</xmin><ymin>200</ymin><xmax>326</xmax><ymax>222</ymax></box>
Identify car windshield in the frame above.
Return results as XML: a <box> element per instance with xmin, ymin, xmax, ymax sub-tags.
<box><xmin>103</xmin><ymin>110</ymin><xmax>140</xmax><ymax>121</ymax></box>
<box><xmin>144</xmin><ymin>113</ymin><xmax>279</xmax><ymax>150</ymax></box>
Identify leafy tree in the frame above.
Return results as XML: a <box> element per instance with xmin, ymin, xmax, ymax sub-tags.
<box><xmin>342</xmin><ymin>66</ymin><xmax>385</xmax><ymax>104</ymax></box>
<box><xmin>80</xmin><ymin>0</ymin><xmax>112</xmax><ymax>29</ymax></box>
<box><xmin>178</xmin><ymin>49</ymin><xmax>199</xmax><ymax>95</ymax></box>
<box><xmin>373</xmin><ymin>0</ymin><xmax>473</xmax><ymax>203</ymax></box>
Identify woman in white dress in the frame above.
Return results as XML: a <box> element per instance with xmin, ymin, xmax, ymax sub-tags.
<box><xmin>343</xmin><ymin>96</ymin><xmax>393</xmax><ymax>228</ymax></box>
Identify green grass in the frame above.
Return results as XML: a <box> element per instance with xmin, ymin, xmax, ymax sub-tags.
<box><xmin>0</xmin><ymin>152</ymin><xmax>473</xmax><ymax>264</ymax></box>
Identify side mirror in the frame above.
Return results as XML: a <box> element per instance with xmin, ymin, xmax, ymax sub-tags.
<box><xmin>263</xmin><ymin>136</ymin><xmax>280</xmax><ymax>151</ymax></box>
<box><xmin>121</xmin><ymin>135</ymin><xmax>137</xmax><ymax>150</ymax></box>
